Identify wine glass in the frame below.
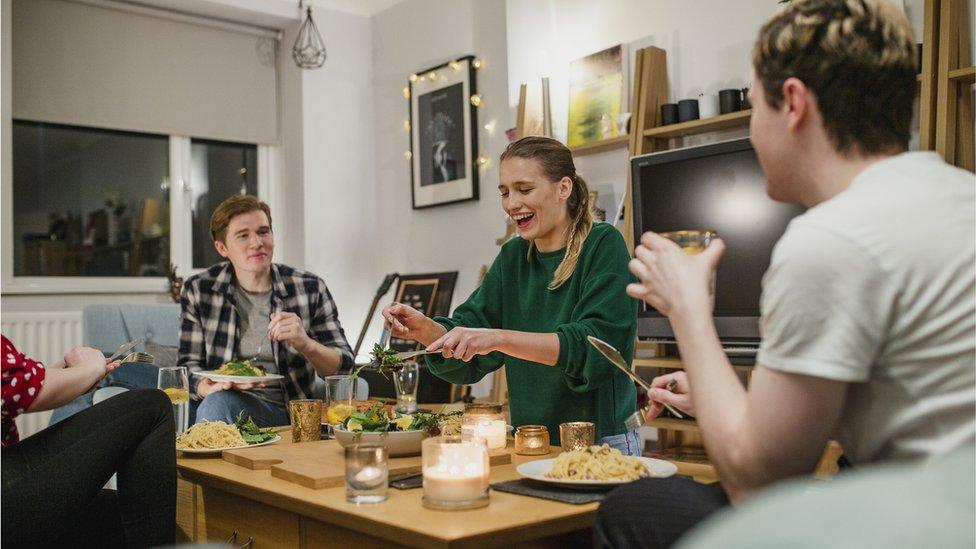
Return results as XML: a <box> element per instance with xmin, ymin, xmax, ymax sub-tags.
<box><xmin>157</xmin><ymin>366</ymin><xmax>189</xmax><ymax>434</ymax></box>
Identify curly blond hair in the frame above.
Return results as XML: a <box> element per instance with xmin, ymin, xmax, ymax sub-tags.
<box><xmin>753</xmin><ymin>0</ymin><xmax>917</xmax><ymax>155</ymax></box>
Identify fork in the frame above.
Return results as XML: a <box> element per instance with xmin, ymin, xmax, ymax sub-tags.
<box><xmin>625</xmin><ymin>378</ymin><xmax>681</xmax><ymax>431</ymax></box>
<box><xmin>243</xmin><ymin>332</ymin><xmax>268</xmax><ymax>362</ymax></box>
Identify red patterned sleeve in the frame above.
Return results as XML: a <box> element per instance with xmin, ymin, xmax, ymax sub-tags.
<box><xmin>2</xmin><ymin>335</ymin><xmax>47</xmax><ymax>423</ymax></box>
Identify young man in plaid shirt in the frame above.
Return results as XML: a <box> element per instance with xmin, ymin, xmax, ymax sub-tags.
<box><xmin>179</xmin><ymin>195</ymin><xmax>354</xmax><ymax>426</ymax></box>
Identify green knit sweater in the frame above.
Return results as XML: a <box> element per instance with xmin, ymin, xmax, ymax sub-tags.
<box><xmin>425</xmin><ymin>223</ymin><xmax>638</xmax><ymax>443</ymax></box>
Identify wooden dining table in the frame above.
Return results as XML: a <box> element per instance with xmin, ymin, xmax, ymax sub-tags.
<box><xmin>175</xmin><ymin>431</ymin><xmax>600</xmax><ymax>548</ymax></box>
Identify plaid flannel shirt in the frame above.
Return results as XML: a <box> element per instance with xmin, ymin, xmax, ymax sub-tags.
<box><xmin>178</xmin><ymin>262</ymin><xmax>354</xmax><ymax>401</ymax></box>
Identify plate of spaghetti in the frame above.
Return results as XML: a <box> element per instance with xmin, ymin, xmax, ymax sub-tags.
<box><xmin>516</xmin><ymin>444</ymin><xmax>676</xmax><ymax>488</ymax></box>
<box><xmin>176</xmin><ymin>419</ymin><xmax>281</xmax><ymax>455</ymax></box>
<box><xmin>193</xmin><ymin>360</ymin><xmax>284</xmax><ymax>384</ymax></box>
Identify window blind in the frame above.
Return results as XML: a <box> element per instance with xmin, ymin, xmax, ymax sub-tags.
<box><xmin>12</xmin><ymin>0</ymin><xmax>279</xmax><ymax>144</ymax></box>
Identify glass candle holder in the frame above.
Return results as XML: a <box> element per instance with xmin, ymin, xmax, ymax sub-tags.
<box><xmin>422</xmin><ymin>435</ymin><xmax>490</xmax><ymax>510</ymax></box>
<box><xmin>559</xmin><ymin>421</ymin><xmax>595</xmax><ymax>452</ymax></box>
<box><xmin>345</xmin><ymin>444</ymin><xmax>389</xmax><ymax>504</ymax></box>
<box><xmin>289</xmin><ymin>399</ymin><xmax>323</xmax><ymax>443</ymax></box>
<box><xmin>514</xmin><ymin>425</ymin><xmax>550</xmax><ymax>456</ymax></box>
<box><xmin>461</xmin><ymin>403</ymin><xmax>507</xmax><ymax>450</ymax></box>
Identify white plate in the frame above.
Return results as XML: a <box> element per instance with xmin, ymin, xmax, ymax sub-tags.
<box><xmin>178</xmin><ymin>434</ymin><xmax>281</xmax><ymax>455</ymax></box>
<box><xmin>192</xmin><ymin>371</ymin><xmax>285</xmax><ymax>384</ymax></box>
<box><xmin>516</xmin><ymin>456</ymin><xmax>677</xmax><ymax>488</ymax></box>
<box><xmin>333</xmin><ymin>427</ymin><xmax>428</xmax><ymax>457</ymax></box>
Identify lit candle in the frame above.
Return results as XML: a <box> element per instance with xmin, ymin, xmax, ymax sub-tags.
<box><xmin>422</xmin><ymin>436</ymin><xmax>490</xmax><ymax>510</ymax></box>
<box><xmin>461</xmin><ymin>418</ymin><xmax>507</xmax><ymax>450</ymax></box>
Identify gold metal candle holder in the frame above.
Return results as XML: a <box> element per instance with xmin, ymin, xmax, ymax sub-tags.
<box><xmin>559</xmin><ymin>421</ymin><xmax>595</xmax><ymax>452</ymax></box>
<box><xmin>289</xmin><ymin>399</ymin><xmax>323</xmax><ymax>443</ymax></box>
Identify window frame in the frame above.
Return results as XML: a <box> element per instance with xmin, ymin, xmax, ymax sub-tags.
<box><xmin>1</xmin><ymin>128</ymin><xmax>277</xmax><ymax>294</ymax></box>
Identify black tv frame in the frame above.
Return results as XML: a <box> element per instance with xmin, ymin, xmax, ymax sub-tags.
<box><xmin>631</xmin><ymin>137</ymin><xmax>771</xmax><ymax>343</ymax></box>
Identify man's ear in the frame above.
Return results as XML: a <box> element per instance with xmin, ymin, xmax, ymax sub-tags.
<box><xmin>214</xmin><ymin>239</ymin><xmax>229</xmax><ymax>258</ymax></box>
<box><xmin>781</xmin><ymin>77</ymin><xmax>809</xmax><ymax>132</ymax></box>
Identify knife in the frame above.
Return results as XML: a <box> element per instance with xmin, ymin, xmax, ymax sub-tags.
<box><xmin>107</xmin><ymin>337</ymin><xmax>144</xmax><ymax>362</ymax></box>
<box><xmin>587</xmin><ymin>335</ymin><xmax>684</xmax><ymax>419</ymax></box>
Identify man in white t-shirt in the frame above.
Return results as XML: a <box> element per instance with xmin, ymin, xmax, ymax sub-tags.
<box><xmin>596</xmin><ymin>1</ymin><xmax>975</xmax><ymax>547</ymax></box>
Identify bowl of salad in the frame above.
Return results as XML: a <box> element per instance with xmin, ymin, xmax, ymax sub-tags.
<box><xmin>332</xmin><ymin>404</ymin><xmax>461</xmax><ymax>457</ymax></box>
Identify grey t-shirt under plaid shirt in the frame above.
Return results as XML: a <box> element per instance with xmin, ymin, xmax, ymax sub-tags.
<box><xmin>179</xmin><ymin>262</ymin><xmax>355</xmax><ymax>399</ymax></box>
<box><xmin>234</xmin><ymin>286</ymin><xmax>285</xmax><ymax>406</ymax></box>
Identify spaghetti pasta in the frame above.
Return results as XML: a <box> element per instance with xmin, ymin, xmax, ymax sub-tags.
<box><xmin>175</xmin><ymin>420</ymin><xmax>247</xmax><ymax>450</ymax></box>
<box><xmin>547</xmin><ymin>444</ymin><xmax>651</xmax><ymax>481</ymax></box>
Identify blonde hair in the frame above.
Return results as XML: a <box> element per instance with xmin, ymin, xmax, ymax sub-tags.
<box><xmin>500</xmin><ymin>136</ymin><xmax>594</xmax><ymax>290</ymax></box>
<box><xmin>753</xmin><ymin>0</ymin><xmax>916</xmax><ymax>155</ymax></box>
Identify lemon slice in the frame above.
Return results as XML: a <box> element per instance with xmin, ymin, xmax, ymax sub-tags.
<box><xmin>346</xmin><ymin>418</ymin><xmax>363</xmax><ymax>432</ymax></box>
<box><xmin>393</xmin><ymin>415</ymin><xmax>414</xmax><ymax>431</ymax></box>
<box><xmin>326</xmin><ymin>403</ymin><xmax>355</xmax><ymax>425</ymax></box>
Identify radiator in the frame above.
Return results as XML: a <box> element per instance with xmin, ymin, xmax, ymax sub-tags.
<box><xmin>1</xmin><ymin>311</ymin><xmax>83</xmax><ymax>439</ymax></box>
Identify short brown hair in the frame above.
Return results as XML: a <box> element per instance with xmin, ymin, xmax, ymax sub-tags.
<box><xmin>753</xmin><ymin>0</ymin><xmax>917</xmax><ymax>155</ymax></box>
<box><xmin>209</xmin><ymin>195</ymin><xmax>272</xmax><ymax>243</ymax></box>
<box><xmin>500</xmin><ymin>136</ymin><xmax>593</xmax><ymax>290</ymax></box>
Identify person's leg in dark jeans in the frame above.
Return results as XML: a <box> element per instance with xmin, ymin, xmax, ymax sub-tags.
<box><xmin>193</xmin><ymin>390</ymin><xmax>290</xmax><ymax>426</ymax></box>
<box><xmin>595</xmin><ymin>476</ymin><xmax>729</xmax><ymax>548</ymax></box>
<box><xmin>2</xmin><ymin>389</ymin><xmax>176</xmax><ymax>548</ymax></box>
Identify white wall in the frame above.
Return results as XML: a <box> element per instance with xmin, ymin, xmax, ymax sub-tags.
<box><xmin>505</xmin><ymin>0</ymin><xmax>779</xmax><ymax>212</ymax></box>
<box><xmin>350</xmin><ymin>0</ymin><xmax>510</xmax><ymax>368</ymax></box>
<box><xmin>298</xmin><ymin>8</ymin><xmax>379</xmax><ymax>356</ymax></box>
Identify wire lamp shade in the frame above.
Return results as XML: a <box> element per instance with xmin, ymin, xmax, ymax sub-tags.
<box><xmin>292</xmin><ymin>4</ymin><xmax>326</xmax><ymax>69</ymax></box>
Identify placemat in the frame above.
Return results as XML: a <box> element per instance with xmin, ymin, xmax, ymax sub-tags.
<box><xmin>490</xmin><ymin>479</ymin><xmax>607</xmax><ymax>504</ymax></box>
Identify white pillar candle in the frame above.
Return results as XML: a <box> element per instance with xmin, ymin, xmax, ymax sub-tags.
<box><xmin>422</xmin><ymin>440</ymin><xmax>489</xmax><ymax>503</ymax></box>
<box><xmin>461</xmin><ymin>419</ymin><xmax>507</xmax><ymax>450</ymax></box>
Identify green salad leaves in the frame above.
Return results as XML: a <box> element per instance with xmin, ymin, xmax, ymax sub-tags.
<box><xmin>235</xmin><ymin>411</ymin><xmax>277</xmax><ymax>444</ymax></box>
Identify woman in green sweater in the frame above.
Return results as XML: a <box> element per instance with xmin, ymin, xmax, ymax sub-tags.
<box><xmin>382</xmin><ymin>136</ymin><xmax>639</xmax><ymax>454</ymax></box>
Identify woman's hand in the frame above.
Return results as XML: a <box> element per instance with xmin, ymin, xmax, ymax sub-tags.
<box><xmin>644</xmin><ymin>371</ymin><xmax>695</xmax><ymax>420</ymax></box>
<box><xmin>626</xmin><ymin>232</ymin><xmax>725</xmax><ymax>319</ymax></box>
<box><xmin>64</xmin><ymin>347</ymin><xmax>120</xmax><ymax>379</ymax></box>
<box><xmin>381</xmin><ymin>302</ymin><xmax>446</xmax><ymax>346</ymax></box>
<box><xmin>427</xmin><ymin>327</ymin><xmax>503</xmax><ymax>362</ymax></box>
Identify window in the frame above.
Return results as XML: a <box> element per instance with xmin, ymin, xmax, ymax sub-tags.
<box><xmin>5</xmin><ymin>121</ymin><xmax>274</xmax><ymax>292</ymax></box>
<box><xmin>190</xmin><ymin>139</ymin><xmax>258</xmax><ymax>269</ymax></box>
<box><xmin>12</xmin><ymin>121</ymin><xmax>170</xmax><ymax>277</ymax></box>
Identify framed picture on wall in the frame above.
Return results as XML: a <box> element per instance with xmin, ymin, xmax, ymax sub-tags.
<box><xmin>409</xmin><ymin>56</ymin><xmax>479</xmax><ymax>209</ymax></box>
<box><xmin>389</xmin><ymin>271</ymin><xmax>458</xmax><ymax>351</ymax></box>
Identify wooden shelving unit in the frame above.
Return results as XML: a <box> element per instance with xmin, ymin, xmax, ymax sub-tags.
<box><xmin>569</xmin><ymin>135</ymin><xmax>629</xmax><ymax>156</ymax></box>
<box><xmin>642</xmin><ymin>110</ymin><xmax>751</xmax><ymax>140</ymax></box>
<box><xmin>947</xmin><ymin>66</ymin><xmax>975</xmax><ymax>83</ymax></box>
<box><xmin>633</xmin><ymin>356</ymin><xmax>754</xmax><ymax>373</ymax></box>
<box><xmin>647</xmin><ymin>417</ymin><xmax>700</xmax><ymax>433</ymax></box>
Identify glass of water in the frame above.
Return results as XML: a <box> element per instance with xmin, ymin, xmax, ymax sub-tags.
<box><xmin>157</xmin><ymin>366</ymin><xmax>189</xmax><ymax>434</ymax></box>
<box><xmin>393</xmin><ymin>362</ymin><xmax>419</xmax><ymax>414</ymax></box>
<box><xmin>345</xmin><ymin>444</ymin><xmax>388</xmax><ymax>503</ymax></box>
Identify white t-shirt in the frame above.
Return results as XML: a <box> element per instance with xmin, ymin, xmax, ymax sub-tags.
<box><xmin>757</xmin><ymin>152</ymin><xmax>976</xmax><ymax>465</ymax></box>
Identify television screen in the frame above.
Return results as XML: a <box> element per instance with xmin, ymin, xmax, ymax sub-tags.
<box><xmin>631</xmin><ymin>137</ymin><xmax>805</xmax><ymax>342</ymax></box>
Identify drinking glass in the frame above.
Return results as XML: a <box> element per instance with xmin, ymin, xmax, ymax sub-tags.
<box><xmin>157</xmin><ymin>366</ymin><xmax>189</xmax><ymax>434</ymax></box>
<box><xmin>393</xmin><ymin>362</ymin><xmax>419</xmax><ymax>414</ymax></box>
<box><xmin>659</xmin><ymin>229</ymin><xmax>717</xmax><ymax>255</ymax></box>
<box><xmin>345</xmin><ymin>444</ymin><xmax>389</xmax><ymax>503</ymax></box>
<box><xmin>324</xmin><ymin>375</ymin><xmax>363</xmax><ymax>408</ymax></box>
<box><xmin>660</xmin><ymin>229</ymin><xmax>719</xmax><ymax>297</ymax></box>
